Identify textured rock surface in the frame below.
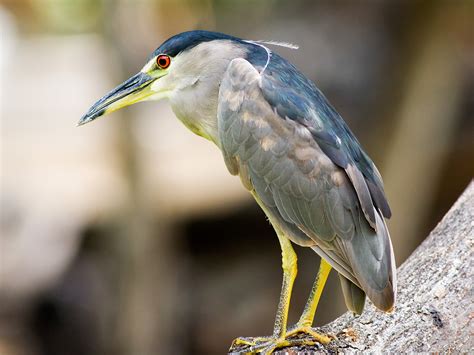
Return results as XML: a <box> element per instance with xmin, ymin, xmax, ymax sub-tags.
<box><xmin>232</xmin><ymin>182</ymin><xmax>473</xmax><ymax>353</ymax></box>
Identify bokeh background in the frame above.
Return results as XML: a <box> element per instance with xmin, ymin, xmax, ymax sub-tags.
<box><xmin>0</xmin><ymin>0</ymin><xmax>473</xmax><ymax>354</ymax></box>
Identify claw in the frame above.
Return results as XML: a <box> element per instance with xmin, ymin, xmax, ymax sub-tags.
<box><xmin>231</xmin><ymin>336</ymin><xmax>271</xmax><ymax>348</ymax></box>
<box><xmin>231</xmin><ymin>337</ymin><xmax>256</xmax><ymax>348</ymax></box>
<box><xmin>286</xmin><ymin>325</ymin><xmax>331</xmax><ymax>344</ymax></box>
<box><xmin>249</xmin><ymin>338</ymin><xmax>291</xmax><ymax>354</ymax></box>
<box><xmin>229</xmin><ymin>328</ymin><xmax>330</xmax><ymax>354</ymax></box>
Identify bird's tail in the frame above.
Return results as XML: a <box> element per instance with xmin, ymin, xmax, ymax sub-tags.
<box><xmin>345</xmin><ymin>209</ymin><xmax>397</xmax><ymax>312</ymax></box>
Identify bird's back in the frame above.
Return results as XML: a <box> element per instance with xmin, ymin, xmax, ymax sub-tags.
<box><xmin>262</xmin><ymin>52</ymin><xmax>391</xmax><ymax>218</ymax></box>
<box><xmin>218</xmin><ymin>54</ymin><xmax>396</xmax><ymax>313</ymax></box>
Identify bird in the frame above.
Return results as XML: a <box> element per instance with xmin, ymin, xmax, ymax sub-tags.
<box><xmin>80</xmin><ymin>30</ymin><xmax>396</xmax><ymax>354</ymax></box>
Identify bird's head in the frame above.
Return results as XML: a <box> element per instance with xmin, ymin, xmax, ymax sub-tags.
<box><xmin>79</xmin><ymin>31</ymin><xmax>258</xmax><ymax>130</ymax></box>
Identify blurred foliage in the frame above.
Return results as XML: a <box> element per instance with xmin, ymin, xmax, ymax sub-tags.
<box><xmin>33</xmin><ymin>0</ymin><xmax>102</xmax><ymax>33</ymax></box>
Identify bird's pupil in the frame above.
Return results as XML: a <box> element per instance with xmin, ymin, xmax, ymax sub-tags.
<box><xmin>158</xmin><ymin>56</ymin><xmax>169</xmax><ymax>68</ymax></box>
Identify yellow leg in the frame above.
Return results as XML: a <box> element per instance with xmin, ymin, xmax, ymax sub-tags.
<box><xmin>272</xmin><ymin>232</ymin><xmax>298</xmax><ymax>337</ymax></box>
<box><xmin>286</xmin><ymin>258</ymin><xmax>332</xmax><ymax>344</ymax></box>
<box><xmin>231</xmin><ymin>230</ymin><xmax>297</xmax><ymax>349</ymax></box>
<box><xmin>298</xmin><ymin>257</ymin><xmax>332</xmax><ymax>327</ymax></box>
<box><xmin>232</xmin><ymin>253</ymin><xmax>331</xmax><ymax>353</ymax></box>
<box><xmin>230</xmin><ymin>195</ymin><xmax>330</xmax><ymax>353</ymax></box>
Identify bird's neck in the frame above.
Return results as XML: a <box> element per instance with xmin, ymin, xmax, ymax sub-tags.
<box><xmin>167</xmin><ymin>40</ymin><xmax>250</xmax><ymax>145</ymax></box>
<box><xmin>169</xmin><ymin>86</ymin><xmax>220</xmax><ymax>144</ymax></box>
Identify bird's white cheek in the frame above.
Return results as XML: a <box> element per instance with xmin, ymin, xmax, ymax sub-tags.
<box><xmin>173</xmin><ymin>75</ymin><xmax>199</xmax><ymax>90</ymax></box>
<box><xmin>144</xmin><ymin>77</ymin><xmax>171</xmax><ymax>101</ymax></box>
<box><xmin>143</xmin><ymin>90</ymin><xmax>170</xmax><ymax>102</ymax></box>
<box><xmin>151</xmin><ymin>76</ymin><xmax>171</xmax><ymax>93</ymax></box>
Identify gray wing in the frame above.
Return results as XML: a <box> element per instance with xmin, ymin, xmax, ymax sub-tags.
<box><xmin>217</xmin><ymin>58</ymin><xmax>396</xmax><ymax>312</ymax></box>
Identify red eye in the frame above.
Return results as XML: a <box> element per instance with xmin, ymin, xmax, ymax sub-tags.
<box><xmin>156</xmin><ymin>54</ymin><xmax>171</xmax><ymax>69</ymax></box>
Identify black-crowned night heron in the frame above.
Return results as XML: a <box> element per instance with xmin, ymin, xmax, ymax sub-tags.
<box><xmin>80</xmin><ymin>30</ymin><xmax>396</xmax><ymax>353</ymax></box>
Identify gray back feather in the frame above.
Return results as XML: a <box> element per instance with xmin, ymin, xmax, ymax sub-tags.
<box><xmin>217</xmin><ymin>58</ymin><xmax>396</xmax><ymax>312</ymax></box>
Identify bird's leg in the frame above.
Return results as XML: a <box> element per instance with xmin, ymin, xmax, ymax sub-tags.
<box><xmin>286</xmin><ymin>257</ymin><xmax>332</xmax><ymax>344</ymax></box>
<box><xmin>246</xmin><ymin>258</ymin><xmax>332</xmax><ymax>353</ymax></box>
<box><xmin>236</xmin><ymin>238</ymin><xmax>331</xmax><ymax>353</ymax></box>
<box><xmin>231</xmin><ymin>240</ymin><xmax>334</xmax><ymax>353</ymax></box>
<box><xmin>230</xmin><ymin>232</ymin><xmax>298</xmax><ymax>351</ymax></box>
<box><xmin>297</xmin><ymin>257</ymin><xmax>332</xmax><ymax>326</ymax></box>
<box><xmin>272</xmin><ymin>233</ymin><xmax>298</xmax><ymax>338</ymax></box>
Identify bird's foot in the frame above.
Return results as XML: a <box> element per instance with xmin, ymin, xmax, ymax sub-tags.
<box><xmin>230</xmin><ymin>336</ymin><xmax>272</xmax><ymax>348</ymax></box>
<box><xmin>285</xmin><ymin>324</ymin><xmax>332</xmax><ymax>344</ymax></box>
<box><xmin>229</xmin><ymin>327</ymin><xmax>331</xmax><ymax>354</ymax></box>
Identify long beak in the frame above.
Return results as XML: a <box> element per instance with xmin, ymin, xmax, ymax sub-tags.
<box><xmin>78</xmin><ymin>72</ymin><xmax>156</xmax><ymax>126</ymax></box>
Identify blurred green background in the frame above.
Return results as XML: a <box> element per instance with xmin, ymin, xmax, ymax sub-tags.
<box><xmin>0</xmin><ymin>0</ymin><xmax>473</xmax><ymax>354</ymax></box>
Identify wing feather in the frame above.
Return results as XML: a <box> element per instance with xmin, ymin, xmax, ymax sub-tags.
<box><xmin>218</xmin><ymin>58</ymin><xmax>396</xmax><ymax>312</ymax></box>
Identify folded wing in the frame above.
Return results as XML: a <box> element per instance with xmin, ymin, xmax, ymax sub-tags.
<box><xmin>217</xmin><ymin>58</ymin><xmax>396</xmax><ymax>312</ymax></box>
